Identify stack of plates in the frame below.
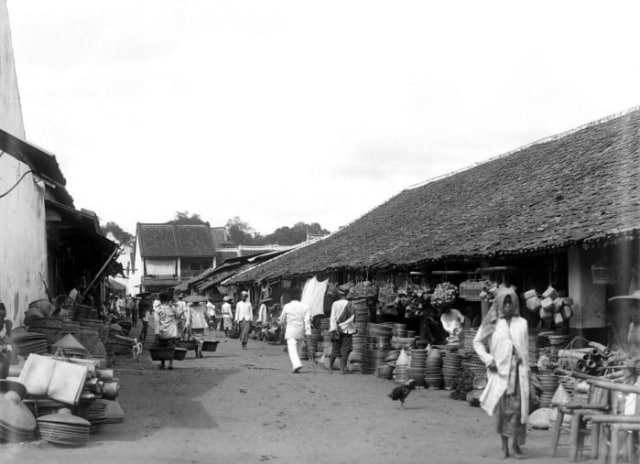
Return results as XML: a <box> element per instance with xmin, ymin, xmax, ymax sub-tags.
<box><xmin>424</xmin><ymin>348</ymin><xmax>443</xmax><ymax>389</ymax></box>
<box><xmin>11</xmin><ymin>332</ymin><xmax>49</xmax><ymax>356</ymax></box>
<box><xmin>442</xmin><ymin>352</ymin><xmax>462</xmax><ymax>390</ymax></box>
<box><xmin>37</xmin><ymin>408</ymin><xmax>90</xmax><ymax>446</ymax></box>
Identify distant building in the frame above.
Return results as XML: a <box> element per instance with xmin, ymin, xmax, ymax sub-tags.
<box><xmin>134</xmin><ymin>223</ymin><xmax>215</xmax><ymax>294</ymax></box>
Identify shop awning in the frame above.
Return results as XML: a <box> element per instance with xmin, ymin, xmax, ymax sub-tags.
<box><xmin>0</xmin><ymin>127</ymin><xmax>73</xmax><ymax>205</ymax></box>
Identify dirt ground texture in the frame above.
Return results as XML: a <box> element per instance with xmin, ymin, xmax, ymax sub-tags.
<box><xmin>3</xmin><ymin>326</ymin><xmax>564</xmax><ymax>464</ymax></box>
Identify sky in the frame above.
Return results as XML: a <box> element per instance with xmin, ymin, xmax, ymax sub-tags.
<box><xmin>7</xmin><ymin>1</ymin><xmax>640</xmax><ymax>236</ymax></box>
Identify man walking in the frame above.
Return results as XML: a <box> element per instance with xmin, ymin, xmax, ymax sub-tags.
<box><xmin>235</xmin><ymin>291</ymin><xmax>253</xmax><ymax>350</ymax></box>
<box><xmin>279</xmin><ymin>292</ymin><xmax>311</xmax><ymax>373</ymax></box>
<box><xmin>328</xmin><ymin>284</ymin><xmax>356</xmax><ymax>374</ymax></box>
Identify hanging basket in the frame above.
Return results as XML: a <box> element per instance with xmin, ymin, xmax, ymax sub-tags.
<box><xmin>591</xmin><ymin>261</ymin><xmax>612</xmax><ymax>285</ymax></box>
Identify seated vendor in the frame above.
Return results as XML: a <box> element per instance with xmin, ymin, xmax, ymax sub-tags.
<box><xmin>440</xmin><ymin>306</ymin><xmax>465</xmax><ymax>343</ymax></box>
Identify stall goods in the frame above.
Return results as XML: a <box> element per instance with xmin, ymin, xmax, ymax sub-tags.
<box><xmin>0</xmin><ymin>391</ymin><xmax>36</xmax><ymax>442</ymax></box>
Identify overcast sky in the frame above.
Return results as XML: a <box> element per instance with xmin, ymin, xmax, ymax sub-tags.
<box><xmin>8</xmin><ymin>1</ymin><xmax>640</xmax><ymax>236</ymax></box>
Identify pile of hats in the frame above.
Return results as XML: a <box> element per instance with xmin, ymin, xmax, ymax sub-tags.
<box><xmin>77</xmin><ymin>399</ymin><xmax>107</xmax><ymax>434</ymax></box>
<box><xmin>424</xmin><ymin>348</ymin><xmax>443</xmax><ymax>389</ymax></box>
<box><xmin>26</xmin><ymin>317</ymin><xmax>63</xmax><ymax>345</ymax></box>
<box><xmin>442</xmin><ymin>350</ymin><xmax>462</xmax><ymax>390</ymax></box>
<box><xmin>37</xmin><ymin>408</ymin><xmax>91</xmax><ymax>446</ymax></box>
<box><xmin>461</xmin><ymin>328</ymin><xmax>478</xmax><ymax>352</ymax></box>
<box><xmin>11</xmin><ymin>331</ymin><xmax>48</xmax><ymax>356</ymax></box>
<box><xmin>0</xmin><ymin>382</ymin><xmax>35</xmax><ymax>443</ymax></box>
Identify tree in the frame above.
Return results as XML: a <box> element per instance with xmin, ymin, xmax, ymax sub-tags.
<box><xmin>263</xmin><ymin>222</ymin><xmax>330</xmax><ymax>246</ymax></box>
<box><xmin>166</xmin><ymin>211</ymin><xmax>208</xmax><ymax>225</ymax></box>
<box><xmin>225</xmin><ymin>216</ymin><xmax>260</xmax><ymax>245</ymax></box>
<box><xmin>101</xmin><ymin>221</ymin><xmax>133</xmax><ymax>245</ymax></box>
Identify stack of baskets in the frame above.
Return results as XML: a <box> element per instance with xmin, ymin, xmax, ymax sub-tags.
<box><xmin>393</xmin><ymin>363</ymin><xmax>408</xmax><ymax>384</ymax></box>
<box><xmin>350</xmin><ymin>300</ymin><xmax>370</xmax><ymax>372</ymax></box>
<box><xmin>442</xmin><ymin>349</ymin><xmax>462</xmax><ymax>390</ymax></box>
<box><xmin>461</xmin><ymin>328</ymin><xmax>477</xmax><ymax>353</ymax></box>
<box><xmin>424</xmin><ymin>348</ymin><xmax>443</xmax><ymax>389</ymax></box>
<box><xmin>538</xmin><ymin>372</ymin><xmax>559</xmax><ymax>408</ymax></box>
<box><xmin>364</xmin><ymin>323</ymin><xmax>392</xmax><ymax>375</ymax></box>
<box><xmin>407</xmin><ymin>348</ymin><xmax>427</xmax><ymax>387</ymax></box>
<box><xmin>393</xmin><ymin>323</ymin><xmax>407</xmax><ymax>338</ymax></box>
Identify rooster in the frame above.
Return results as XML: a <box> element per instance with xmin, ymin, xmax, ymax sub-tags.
<box><xmin>388</xmin><ymin>379</ymin><xmax>417</xmax><ymax>409</ymax></box>
<box><xmin>132</xmin><ymin>338</ymin><xmax>143</xmax><ymax>362</ymax></box>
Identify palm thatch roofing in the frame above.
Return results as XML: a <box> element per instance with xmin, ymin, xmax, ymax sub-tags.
<box><xmin>227</xmin><ymin>107</ymin><xmax>640</xmax><ymax>285</ymax></box>
<box><xmin>136</xmin><ymin>223</ymin><xmax>215</xmax><ymax>258</ymax></box>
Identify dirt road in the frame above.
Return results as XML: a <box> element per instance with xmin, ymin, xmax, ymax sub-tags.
<box><xmin>3</xmin><ymin>329</ymin><xmax>560</xmax><ymax>464</ymax></box>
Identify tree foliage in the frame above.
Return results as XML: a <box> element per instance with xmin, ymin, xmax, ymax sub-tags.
<box><xmin>166</xmin><ymin>211</ymin><xmax>208</xmax><ymax>225</ymax></box>
<box><xmin>101</xmin><ymin>221</ymin><xmax>133</xmax><ymax>245</ymax></box>
<box><xmin>263</xmin><ymin>222</ymin><xmax>329</xmax><ymax>245</ymax></box>
<box><xmin>223</xmin><ymin>217</ymin><xmax>329</xmax><ymax>246</ymax></box>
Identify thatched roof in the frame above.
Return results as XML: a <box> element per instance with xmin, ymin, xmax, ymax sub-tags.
<box><xmin>227</xmin><ymin>107</ymin><xmax>640</xmax><ymax>284</ymax></box>
<box><xmin>136</xmin><ymin>223</ymin><xmax>215</xmax><ymax>258</ymax></box>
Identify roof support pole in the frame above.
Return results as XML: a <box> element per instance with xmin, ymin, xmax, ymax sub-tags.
<box><xmin>82</xmin><ymin>246</ymin><xmax>122</xmax><ymax>300</ymax></box>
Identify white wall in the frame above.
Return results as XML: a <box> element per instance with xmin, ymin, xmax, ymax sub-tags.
<box><xmin>0</xmin><ymin>0</ymin><xmax>48</xmax><ymax>325</ymax></box>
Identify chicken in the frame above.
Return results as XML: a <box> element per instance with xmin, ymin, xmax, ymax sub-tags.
<box><xmin>388</xmin><ymin>379</ymin><xmax>417</xmax><ymax>409</ymax></box>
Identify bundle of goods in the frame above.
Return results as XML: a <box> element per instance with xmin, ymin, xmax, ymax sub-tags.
<box><xmin>442</xmin><ymin>349</ymin><xmax>462</xmax><ymax>390</ymax></box>
<box><xmin>556</xmin><ymin>339</ymin><xmax>624</xmax><ymax>376</ymax></box>
<box><xmin>347</xmin><ymin>281</ymin><xmax>378</xmax><ymax>301</ymax></box>
<box><xmin>429</xmin><ymin>282</ymin><xmax>458</xmax><ymax>310</ymax></box>
<box><xmin>524</xmin><ymin>286</ymin><xmax>574</xmax><ymax>324</ymax></box>
<box><xmin>26</xmin><ymin>317</ymin><xmax>63</xmax><ymax>345</ymax></box>
<box><xmin>459</xmin><ymin>279</ymin><xmax>494</xmax><ymax>302</ymax></box>
<box><xmin>37</xmin><ymin>408</ymin><xmax>91</xmax><ymax>446</ymax></box>
<box><xmin>377</xmin><ymin>283</ymin><xmax>398</xmax><ymax>311</ymax></box>
<box><xmin>424</xmin><ymin>348</ymin><xmax>443</xmax><ymax>389</ymax></box>
<box><xmin>0</xmin><ymin>389</ymin><xmax>36</xmax><ymax>443</ymax></box>
<box><xmin>403</xmin><ymin>284</ymin><xmax>430</xmax><ymax>318</ymax></box>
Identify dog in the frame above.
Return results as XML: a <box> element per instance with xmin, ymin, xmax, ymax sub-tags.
<box><xmin>132</xmin><ymin>338</ymin><xmax>143</xmax><ymax>361</ymax></box>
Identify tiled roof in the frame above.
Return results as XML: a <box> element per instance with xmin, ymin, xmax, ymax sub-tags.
<box><xmin>228</xmin><ymin>107</ymin><xmax>640</xmax><ymax>284</ymax></box>
<box><xmin>136</xmin><ymin>223</ymin><xmax>215</xmax><ymax>258</ymax></box>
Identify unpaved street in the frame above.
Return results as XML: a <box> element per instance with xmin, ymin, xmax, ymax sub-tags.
<box><xmin>4</xmin><ymin>330</ymin><xmax>559</xmax><ymax>464</ymax></box>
